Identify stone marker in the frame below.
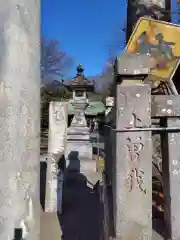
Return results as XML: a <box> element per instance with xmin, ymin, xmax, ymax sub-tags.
<box><xmin>113</xmin><ymin>84</ymin><xmax>152</xmax><ymax>239</ymax></box>
<box><xmin>45</xmin><ymin>102</ymin><xmax>68</xmax><ymax>213</ymax></box>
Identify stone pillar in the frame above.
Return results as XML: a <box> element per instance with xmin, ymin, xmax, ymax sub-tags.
<box><xmin>104</xmin><ymin>126</ymin><xmax>115</xmax><ymax>238</ymax></box>
<box><xmin>0</xmin><ymin>1</ymin><xmax>40</xmax><ymax>239</ymax></box>
<box><xmin>113</xmin><ymin>84</ymin><xmax>152</xmax><ymax>239</ymax></box>
<box><xmin>162</xmin><ymin>118</ymin><xmax>180</xmax><ymax>239</ymax></box>
<box><xmin>45</xmin><ymin>102</ymin><xmax>68</xmax><ymax>213</ymax></box>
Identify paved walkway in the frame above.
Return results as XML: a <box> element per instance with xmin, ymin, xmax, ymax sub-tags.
<box><xmin>40</xmin><ymin>208</ymin><xmax>62</xmax><ymax>240</ymax></box>
<box><xmin>59</xmin><ymin>171</ymin><xmax>103</xmax><ymax>240</ymax></box>
<box><xmin>40</xmin><ymin>145</ymin><xmax>164</xmax><ymax>240</ymax></box>
<box><xmin>40</xmin><ymin>167</ymin><xmax>103</xmax><ymax>240</ymax></box>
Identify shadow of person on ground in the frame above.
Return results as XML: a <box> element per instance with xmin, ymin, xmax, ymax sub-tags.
<box><xmin>58</xmin><ymin>151</ymin><xmax>103</xmax><ymax>240</ymax></box>
<box><xmin>65</xmin><ymin>151</ymin><xmax>81</xmax><ymax>173</ymax></box>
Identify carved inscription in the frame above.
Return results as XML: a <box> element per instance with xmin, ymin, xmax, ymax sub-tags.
<box><xmin>125</xmin><ymin>137</ymin><xmax>146</xmax><ymax>194</ymax></box>
<box><xmin>126</xmin><ymin>168</ymin><xmax>146</xmax><ymax>194</ymax></box>
<box><xmin>126</xmin><ymin>137</ymin><xmax>143</xmax><ymax>162</ymax></box>
<box><xmin>172</xmin><ymin>159</ymin><xmax>180</xmax><ymax>176</ymax></box>
<box><xmin>53</xmin><ymin>105</ymin><xmax>64</xmax><ymax>121</ymax></box>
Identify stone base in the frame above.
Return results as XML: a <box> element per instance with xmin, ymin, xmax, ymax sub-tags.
<box><xmin>65</xmin><ymin>139</ymin><xmax>96</xmax><ymax>173</ymax></box>
<box><xmin>66</xmin><ymin>114</ymin><xmax>95</xmax><ymax>173</ymax></box>
<box><xmin>65</xmin><ymin>157</ymin><xmax>96</xmax><ymax>173</ymax></box>
<box><xmin>65</xmin><ymin>140</ymin><xmax>92</xmax><ymax>160</ymax></box>
<box><xmin>67</xmin><ymin>126</ymin><xmax>90</xmax><ymax>140</ymax></box>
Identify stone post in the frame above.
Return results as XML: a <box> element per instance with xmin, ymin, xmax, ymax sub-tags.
<box><xmin>0</xmin><ymin>1</ymin><xmax>40</xmax><ymax>239</ymax></box>
<box><xmin>113</xmin><ymin>84</ymin><xmax>152</xmax><ymax>239</ymax></box>
<box><xmin>45</xmin><ymin>102</ymin><xmax>68</xmax><ymax>213</ymax></box>
<box><xmin>162</xmin><ymin>117</ymin><xmax>180</xmax><ymax>239</ymax></box>
<box><xmin>104</xmin><ymin>126</ymin><xmax>115</xmax><ymax>238</ymax></box>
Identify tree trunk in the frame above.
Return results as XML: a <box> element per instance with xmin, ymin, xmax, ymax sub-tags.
<box><xmin>0</xmin><ymin>1</ymin><xmax>40</xmax><ymax>239</ymax></box>
<box><xmin>126</xmin><ymin>0</ymin><xmax>171</xmax><ymax>43</ymax></box>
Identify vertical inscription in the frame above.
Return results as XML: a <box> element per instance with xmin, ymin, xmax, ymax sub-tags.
<box><xmin>115</xmin><ymin>84</ymin><xmax>152</xmax><ymax>239</ymax></box>
<box><xmin>53</xmin><ymin>104</ymin><xmax>64</xmax><ymax>121</ymax></box>
<box><xmin>125</xmin><ymin>137</ymin><xmax>146</xmax><ymax>194</ymax></box>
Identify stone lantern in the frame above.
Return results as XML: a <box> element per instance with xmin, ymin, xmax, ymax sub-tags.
<box><xmin>65</xmin><ymin>65</ymin><xmax>95</xmax><ymax>171</ymax></box>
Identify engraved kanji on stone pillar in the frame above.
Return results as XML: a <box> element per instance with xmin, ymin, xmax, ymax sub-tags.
<box><xmin>114</xmin><ymin>84</ymin><xmax>152</xmax><ymax>240</ymax></box>
<box><xmin>125</xmin><ymin>137</ymin><xmax>146</xmax><ymax>194</ymax></box>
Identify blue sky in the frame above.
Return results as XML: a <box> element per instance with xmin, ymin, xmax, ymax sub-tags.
<box><xmin>41</xmin><ymin>0</ymin><xmax>179</xmax><ymax>78</ymax></box>
<box><xmin>172</xmin><ymin>0</ymin><xmax>179</xmax><ymax>24</ymax></box>
<box><xmin>41</xmin><ymin>0</ymin><xmax>126</xmax><ymax>77</ymax></box>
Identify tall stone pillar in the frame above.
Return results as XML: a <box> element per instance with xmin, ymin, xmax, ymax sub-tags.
<box><xmin>112</xmin><ymin>54</ymin><xmax>153</xmax><ymax>239</ymax></box>
<box><xmin>45</xmin><ymin>102</ymin><xmax>68</xmax><ymax>213</ymax></box>
<box><xmin>0</xmin><ymin>1</ymin><xmax>40</xmax><ymax>239</ymax></box>
<box><xmin>114</xmin><ymin>84</ymin><xmax>152</xmax><ymax>239</ymax></box>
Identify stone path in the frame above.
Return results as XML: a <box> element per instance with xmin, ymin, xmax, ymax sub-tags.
<box><xmin>40</xmin><ymin>154</ymin><xmax>164</xmax><ymax>239</ymax></box>
<box><xmin>59</xmin><ymin>171</ymin><xmax>103</xmax><ymax>240</ymax></box>
<box><xmin>40</xmin><ymin>167</ymin><xmax>103</xmax><ymax>240</ymax></box>
<box><xmin>40</xmin><ymin>208</ymin><xmax>62</xmax><ymax>240</ymax></box>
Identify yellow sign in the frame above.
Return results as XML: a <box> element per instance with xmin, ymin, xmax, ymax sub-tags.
<box><xmin>125</xmin><ymin>17</ymin><xmax>180</xmax><ymax>81</ymax></box>
<box><xmin>98</xmin><ymin>156</ymin><xmax>104</xmax><ymax>172</ymax></box>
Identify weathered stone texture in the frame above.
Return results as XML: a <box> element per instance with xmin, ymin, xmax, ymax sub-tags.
<box><xmin>66</xmin><ymin>95</ymin><xmax>93</xmax><ymax>173</ymax></box>
<box><xmin>116</xmin><ymin>84</ymin><xmax>151</xmax><ymax>130</ymax></box>
<box><xmin>0</xmin><ymin>1</ymin><xmax>40</xmax><ymax>239</ymax></box>
<box><xmin>45</xmin><ymin>102</ymin><xmax>68</xmax><ymax>213</ymax></box>
<box><xmin>152</xmin><ymin>95</ymin><xmax>180</xmax><ymax>117</ymax></box>
<box><xmin>162</xmin><ymin>118</ymin><xmax>180</xmax><ymax>240</ymax></box>
<box><xmin>114</xmin><ymin>84</ymin><xmax>152</xmax><ymax>239</ymax></box>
